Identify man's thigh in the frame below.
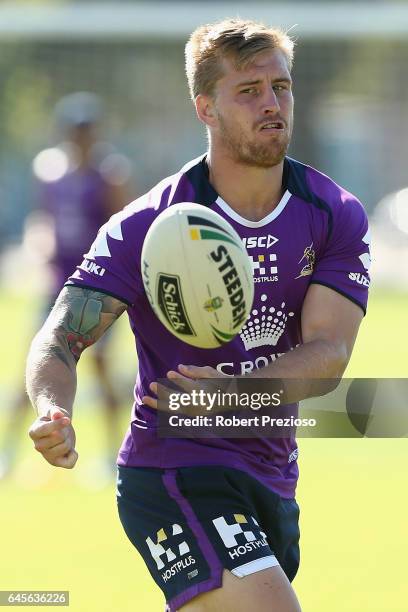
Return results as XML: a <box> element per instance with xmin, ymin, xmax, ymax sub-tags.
<box><xmin>117</xmin><ymin>465</ymin><xmax>300</xmax><ymax>611</ymax></box>
<box><xmin>180</xmin><ymin>567</ymin><xmax>301</xmax><ymax>612</ymax></box>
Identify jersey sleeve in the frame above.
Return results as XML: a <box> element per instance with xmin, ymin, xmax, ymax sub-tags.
<box><xmin>311</xmin><ymin>194</ymin><xmax>371</xmax><ymax>314</ymax></box>
<box><xmin>65</xmin><ymin>208</ymin><xmax>145</xmax><ymax>305</ymax></box>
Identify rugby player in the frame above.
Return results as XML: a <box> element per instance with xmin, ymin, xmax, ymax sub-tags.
<box><xmin>26</xmin><ymin>20</ymin><xmax>370</xmax><ymax>611</ymax></box>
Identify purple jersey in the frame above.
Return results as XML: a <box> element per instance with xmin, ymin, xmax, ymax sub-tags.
<box><xmin>67</xmin><ymin>155</ymin><xmax>370</xmax><ymax>498</ymax></box>
<box><xmin>41</xmin><ymin>166</ymin><xmax>111</xmax><ymax>295</ymax></box>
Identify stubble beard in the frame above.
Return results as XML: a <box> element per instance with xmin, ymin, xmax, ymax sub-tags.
<box><xmin>217</xmin><ymin>112</ymin><xmax>292</xmax><ymax>169</ymax></box>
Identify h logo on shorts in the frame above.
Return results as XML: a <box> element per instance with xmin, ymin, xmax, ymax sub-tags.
<box><xmin>213</xmin><ymin>514</ymin><xmax>267</xmax><ymax>549</ymax></box>
<box><xmin>146</xmin><ymin>524</ymin><xmax>190</xmax><ymax>570</ymax></box>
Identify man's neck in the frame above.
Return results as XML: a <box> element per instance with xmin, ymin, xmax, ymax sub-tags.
<box><xmin>206</xmin><ymin>145</ymin><xmax>285</xmax><ymax>222</ymax></box>
<box><xmin>63</xmin><ymin>142</ymin><xmax>92</xmax><ymax>170</ymax></box>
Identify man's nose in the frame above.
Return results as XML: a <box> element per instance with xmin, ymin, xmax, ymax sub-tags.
<box><xmin>262</xmin><ymin>88</ymin><xmax>280</xmax><ymax>113</ymax></box>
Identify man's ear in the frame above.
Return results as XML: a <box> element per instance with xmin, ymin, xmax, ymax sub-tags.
<box><xmin>195</xmin><ymin>94</ymin><xmax>217</xmax><ymax>127</ymax></box>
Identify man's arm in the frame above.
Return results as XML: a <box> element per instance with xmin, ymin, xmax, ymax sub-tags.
<box><xmin>247</xmin><ymin>283</ymin><xmax>364</xmax><ymax>401</ymax></box>
<box><xmin>26</xmin><ymin>285</ymin><xmax>127</xmax><ymax>468</ymax></box>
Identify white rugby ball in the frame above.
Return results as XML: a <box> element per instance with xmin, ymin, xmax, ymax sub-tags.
<box><xmin>141</xmin><ymin>203</ymin><xmax>254</xmax><ymax>349</ymax></box>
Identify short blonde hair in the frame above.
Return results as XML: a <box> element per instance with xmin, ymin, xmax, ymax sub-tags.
<box><xmin>185</xmin><ymin>18</ymin><xmax>295</xmax><ymax>100</ymax></box>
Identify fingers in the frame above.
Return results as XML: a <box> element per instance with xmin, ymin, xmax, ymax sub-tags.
<box><xmin>167</xmin><ymin>370</ymin><xmax>185</xmax><ymax>379</ymax></box>
<box><xmin>143</xmin><ymin>365</ymin><xmax>225</xmax><ymax>414</ymax></box>
<box><xmin>33</xmin><ymin>436</ymin><xmax>77</xmax><ymax>469</ymax></box>
<box><xmin>51</xmin><ymin>449</ymin><xmax>78</xmax><ymax>469</ymax></box>
<box><xmin>49</xmin><ymin>406</ymin><xmax>70</xmax><ymax>421</ymax></box>
<box><xmin>167</xmin><ymin>370</ymin><xmax>197</xmax><ymax>393</ymax></box>
<box><xmin>29</xmin><ymin>417</ymin><xmax>70</xmax><ymax>440</ymax></box>
<box><xmin>142</xmin><ymin>394</ymin><xmax>158</xmax><ymax>410</ymax></box>
<box><xmin>143</xmin><ymin>381</ymin><xmax>176</xmax><ymax>411</ymax></box>
<box><xmin>177</xmin><ymin>364</ymin><xmax>220</xmax><ymax>379</ymax></box>
<box><xmin>35</xmin><ymin>435</ymin><xmax>77</xmax><ymax>469</ymax></box>
<box><xmin>143</xmin><ymin>380</ymin><xmax>183</xmax><ymax>412</ymax></box>
<box><xmin>41</xmin><ymin>438</ymin><xmax>74</xmax><ymax>462</ymax></box>
<box><xmin>29</xmin><ymin>411</ymin><xmax>77</xmax><ymax>469</ymax></box>
<box><xmin>33</xmin><ymin>428</ymin><xmax>70</xmax><ymax>453</ymax></box>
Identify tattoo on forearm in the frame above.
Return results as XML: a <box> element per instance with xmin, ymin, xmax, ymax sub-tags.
<box><xmin>49</xmin><ymin>287</ymin><xmax>127</xmax><ymax>364</ymax></box>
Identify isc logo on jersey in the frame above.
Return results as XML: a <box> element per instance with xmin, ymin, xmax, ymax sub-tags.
<box><xmin>242</xmin><ymin>235</ymin><xmax>278</xmax><ymax>250</ymax></box>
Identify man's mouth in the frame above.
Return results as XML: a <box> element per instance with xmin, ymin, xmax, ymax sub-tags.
<box><xmin>259</xmin><ymin>121</ymin><xmax>285</xmax><ymax>131</ymax></box>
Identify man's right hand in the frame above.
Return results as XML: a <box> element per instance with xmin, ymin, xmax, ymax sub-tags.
<box><xmin>28</xmin><ymin>406</ymin><xmax>78</xmax><ymax>469</ymax></box>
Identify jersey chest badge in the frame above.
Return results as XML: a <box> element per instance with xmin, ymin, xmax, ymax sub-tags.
<box><xmin>242</xmin><ymin>234</ymin><xmax>279</xmax><ymax>284</ymax></box>
<box><xmin>295</xmin><ymin>242</ymin><xmax>315</xmax><ymax>279</ymax></box>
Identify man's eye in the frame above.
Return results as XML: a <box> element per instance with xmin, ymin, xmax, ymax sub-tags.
<box><xmin>240</xmin><ymin>88</ymin><xmax>257</xmax><ymax>95</ymax></box>
<box><xmin>274</xmin><ymin>83</ymin><xmax>291</xmax><ymax>92</ymax></box>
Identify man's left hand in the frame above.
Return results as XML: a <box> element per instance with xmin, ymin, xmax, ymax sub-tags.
<box><xmin>142</xmin><ymin>364</ymin><xmax>226</xmax><ymax>412</ymax></box>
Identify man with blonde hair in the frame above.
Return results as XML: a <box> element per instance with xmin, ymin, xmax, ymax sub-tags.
<box><xmin>27</xmin><ymin>19</ymin><xmax>370</xmax><ymax>611</ymax></box>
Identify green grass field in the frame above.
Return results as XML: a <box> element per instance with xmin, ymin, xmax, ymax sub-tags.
<box><xmin>0</xmin><ymin>289</ymin><xmax>407</xmax><ymax>611</ymax></box>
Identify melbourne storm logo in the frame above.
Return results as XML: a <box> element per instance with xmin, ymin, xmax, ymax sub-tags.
<box><xmin>295</xmin><ymin>242</ymin><xmax>315</xmax><ymax>279</ymax></box>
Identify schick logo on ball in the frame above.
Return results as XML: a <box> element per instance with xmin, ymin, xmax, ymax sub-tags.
<box><xmin>157</xmin><ymin>274</ymin><xmax>195</xmax><ymax>336</ymax></box>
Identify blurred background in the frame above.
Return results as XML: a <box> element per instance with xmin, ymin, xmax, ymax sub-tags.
<box><xmin>0</xmin><ymin>1</ymin><xmax>407</xmax><ymax>611</ymax></box>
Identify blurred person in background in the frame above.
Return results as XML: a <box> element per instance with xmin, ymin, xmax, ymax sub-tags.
<box><xmin>0</xmin><ymin>92</ymin><xmax>132</xmax><ymax>479</ymax></box>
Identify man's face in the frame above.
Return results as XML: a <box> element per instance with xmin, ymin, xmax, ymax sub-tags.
<box><xmin>209</xmin><ymin>49</ymin><xmax>293</xmax><ymax>168</ymax></box>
